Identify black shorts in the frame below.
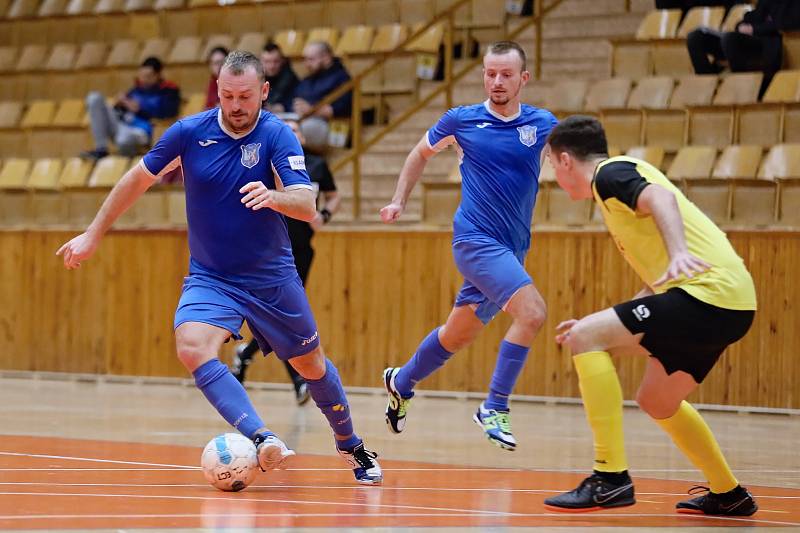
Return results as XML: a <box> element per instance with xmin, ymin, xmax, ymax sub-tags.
<box><xmin>614</xmin><ymin>288</ymin><xmax>754</xmax><ymax>383</ymax></box>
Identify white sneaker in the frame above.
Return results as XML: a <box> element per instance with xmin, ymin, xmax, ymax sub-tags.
<box><xmin>254</xmin><ymin>434</ymin><xmax>296</xmax><ymax>471</ymax></box>
<box><xmin>338</xmin><ymin>442</ymin><xmax>383</xmax><ymax>485</ymax></box>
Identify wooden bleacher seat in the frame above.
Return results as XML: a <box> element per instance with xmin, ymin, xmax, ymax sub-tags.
<box><xmin>52</xmin><ymin>99</ymin><xmax>85</xmax><ymax>128</ymax></box>
<box><xmin>399</xmin><ymin>0</ymin><xmax>434</xmax><ymax>25</ymax></box>
<box><xmin>167</xmin><ymin>36</ymin><xmax>203</xmax><ymax>64</ymax></box>
<box><xmin>59</xmin><ymin>157</ymin><xmax>93</xmax><ymax>188</ymax></box>
<box><xmin>88</xmin><ymin>156</ymin><xmax>129</xmax><ymax>187</ymax></box>
<box><xmin>584</xmin><ymin>78</ymin><xmax>632</xmax><ymax>113</ymax></box>
<box><xmin>128</xmin><ymin>13</ymin><xmax>160</xmax><ymax>40</ymax></box>
<box><xmin>92</xmin><ymin>0</ymin><xmax>123</xmax><ymax>13</ymax></box>
<box><xmin>602</xmin><ymin>77</ymin><xmax>674</xmax><ymax>151</ymax></box>
<box><xmin>537</xmin><ymin>155</ymin><xmax>591</xmax><ymax>226</ymax></box>
<box><xmin>235</xmin><ymin>33</ymin><xmax>266</xmax><ymax>57</ymax></box>
<box><xmin>669</xmin><ymin>145</ymin><xmax>727</xmax><ymax>222</ymax></box>
<box><xmin>643</xmin><ymin>75</ymin><xmax>717</xmax><ymax>150</ymax></box>
<box><xmin>721</xmin><ymin>3</ymin><xmax>753</xmax><ymax>33</ymax></box>
<box><xmin>20</xmin><ymin>100</ymin><xmax>56</xmax><ymax>128</ymax></box>
<box><xmin>336</xmin><ymin>25</ymin><xmax>375</xmax><ymax>56</ymax></box>
<box><xmin>180</xmin><ymin>93</ymin><xmax>206</xmax><ymax>117</ymax></box>
<box><xmin>688</xmin><ymin>72</ymin><xmax>762</xmax><ymax>147</ymax></box>
<box><xmin>381</xmin><ymin>56</ymin><xmax>416</xmax><ymax>93</ymax></box>
<box><xmin>27</xmin><ymin>158</ymin><xmax>63</xmax><ymax>190</ymax></box>
<box><xmin>153</xmin><ymin>0</ymin><xmax>182</xmax><ymax>8</ymax></box>
<box><xmin>371</xmin><ymin>23</ymin><xmax>409</xmax><ymax>53</ymax></box>
<box><xmin>139</xmin><ymin>38</ymin><xmax>171</xmax><ymax>64</ymax></box>
<box><xmin>0</xmin><ymin>158</ymin><xmax>31</xmax><ymax>189</ymax></box>
<box><xmin>6</xmin><ymin>0</ymin><xmax>39</xmax><ymax>18</ymax></box>
<box><xmin>635</xmin><ymin>9</ymin><xmax>682</xmax><ymax>40</ymax></box>
<box><xmin>106</xmin><ymin>39</ymin><xmax>141</xmax><ymax>68</ymax></box>
<box><xmin>758</xmin><ymin>144</ymin><xmax>800</xmax><ymax>227</ymax></box>
<box><xmin>274</xmin><ymin>30</ymin><xmax>307</xmax><ymax>58</ymax></box>
<box><xmin>0</xmin><ymin>101</ymin><xmax>23</xmax><ymax>129</ymax></box>
<box><xmin>15</xmin><ymin>44</ymin><xmax>48</xmax><ymax>72</ymax></box>
<box><xmin>612</xmin><ymin>44</ymin><xmax>652</xmax><ymax>79</ymax></box>
<box><xmin>405</xmin><ymin>22</ymin><xmax>445</xmax><ymax>80</ymax></box>
<box><xmin>626</xmin><ymin>146</ymin><xmax>665</xmax><ymax>169</ymax></box>
<box><xmin>676</xmin><ymin>6</ymin><xmax>725</xmax><ymax>37</ymax></box>
<box><xmin>44</xmin><ymin>43</ymin><xmax>78</xmax><ymax>72</ymax></box>
<box><xmin>37</xmin><ymin>0</ymin><xmax>68</xmax><ymax>17</ymax></box>
<box><xmin>65</xmin><ymin>0</ymin><xmax>95</xmax><ymax>15</ymax></box>
<box><xmin>307</xmin><ymin>28</ymin><xmax>340</xmax><ymax>50</ymax></box>
<box><xmin>468</xmin><ymin>0</ymin><xmax>505</xmax><ymax>29</ymax></box>
<box><xmin>0</xmin><ymin>47</ymin><xmax>17</xmax><ymax>73</ymax></box>
<box><xmin>739</xmin><ymin>70</ymin><xmax>800</xmax><ymax>147</ymax></box>
<box><xmin>75</xmin><ymin>42</ymin><xmax>109</xmax><ymax>69</ymax></box>
<box><xmin>124</xmin><ymin>0</ymin><xmax>153</xmax><ymax>11</ymax></box>
<box><xmin>544</xmin><ymin>80</ymin><xmax>588</xmax><ymax>116</ymax></box>
<box><xmin>712</xmin><ymin>144</ymin><xmax>773</xmax><ymax>227</ymax></box>
<box><xmin>201</xmin><ymin>35</ymin><xmax>236</xmax><ymax>63</ymax></box>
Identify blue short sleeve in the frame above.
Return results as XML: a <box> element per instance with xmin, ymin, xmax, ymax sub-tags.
<box><xmin>426</xmin><ymin>107</ymin><xmax>460</xmax><ymax>151</ymax></box>
<box><xmin>270</xmin><ymin>123</ymin><xmax>312</xmax><ymax>190</ymax></box>
<box><xmin>142</xmin><ymin>121</ymin><xmax>183</xmax><ymax>177</ymax></box>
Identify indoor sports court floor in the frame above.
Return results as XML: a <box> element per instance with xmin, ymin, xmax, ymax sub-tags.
<box><xmin>0</xmin><ymin>373</ymin><xmax>798</xmax><ymax>531</ymax></box>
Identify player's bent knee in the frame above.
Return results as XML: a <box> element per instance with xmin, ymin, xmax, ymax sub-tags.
<box><xmin>518</xmin><ymin>304</ymin><xmax>546</xmax><ymax>333</ymax></box>
<box><xmin>635</xmin><ymin>390</ymin><xmax>680</xmax><ymax>420</ymax></box>
<box><xmin>289</xmin><ymin>347</ymin><xmax>326</xmax><ymax>380</ymax></box>
<box><xmin>562</xmin><ymin>321</ymin><xmax>600</xmax><ymax>354</ymax></box>
<box><xmin>175</xmin><ymin>341</ymin><xmax>213</xmax><ymax>372</ymax></box>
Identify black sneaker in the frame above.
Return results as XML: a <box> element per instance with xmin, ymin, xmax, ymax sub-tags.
<box><xmin>544</xmin><ymin>473</ymin><xmax>635</xmax><ymax>512</ymax></box>
<box><xmin>294</xmin><ymin>382</ymin><xmax>311</xmax><ymax>405</ymax></box>
<box><xmin>80</xmin><ymin>148</ymin><xmax>109</xmax><ymax>161</ymax></box>
<box><xmin>383</xmin><ymin>367</ymin><xmax>412</xmax><ymax>434</ymax></box>
<box><xmin>232</xmin><ymin>343</ymin><xmax>254</xmax><ymax>383</ymax></box>
<box><xmin>676</xmin><ymin>485</ymin><xmax>758</xmax><ymax>516</ymax></box>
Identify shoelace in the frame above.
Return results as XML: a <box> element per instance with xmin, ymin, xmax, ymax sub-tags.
<box><xmin>352</xmin><ymin>447</ymin><xmax>379</xmax><ymax>470</ymax></box>
<box><xmin>687</xmin><ymin>485</ymin><xmax>710</xmax><ymax>496</ymax></box>
<box><xmin>495</xmin><ymin>411</ymin><xmax>512</xmax><ymax>434</ymax></box>
<box><xmin>397</xmin><ymin>396</ymin><xmax>410</xmax><ymax>417</ymax></box>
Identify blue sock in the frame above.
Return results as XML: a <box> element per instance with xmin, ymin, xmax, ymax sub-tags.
<box><xmin>193</xmin><ymin>358</ymin><xmax>270</xmax><ymax>440</ymax></box>
<box><xmin>394</xmin><ymin>327</ymin><xmax>454</xmax><ymax>398</ymax></box>
<box><xmin>305</xmin><ymin>359</ymin><xmax>360</xmax><ymax>450</ymax></box>
<box><xmin>485</xmin><ymin>340</ymin><xmax>530</xmax><ymax>411</ymax></box>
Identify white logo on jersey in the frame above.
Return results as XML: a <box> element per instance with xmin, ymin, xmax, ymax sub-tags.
<box><xmin>240</xmin><ymin>143</ymin><xmax>261</xmax><ymax>168</ymax></box>
<box><xmin>198</xmin><ymin>139</ymin><xmax>218</xmax><ymax>147</ymax></box>
<box><xmin>476</xmin><ymin>122</ymin><xmax>491</xmax><ymax>128</ymax></box>
<box><xmin>632</xmin><ymin>304</ymin><xmax>651</xmax><ymax>322</ymax></box>
<box><xmin>517</xmin><ymin>125</ymin><xmax>538</xmax><ymax>147</ymax></box>
<box><xmin>288</xmin><ymin>155</ymin><xmax>306</xmax><ymax>170</ymax></box>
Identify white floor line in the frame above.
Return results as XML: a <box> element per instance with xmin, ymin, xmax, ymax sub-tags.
<box><xmin>0</xmin><ymin>451</ymin><xmax>197</xmax><ymax>469</ymax></box>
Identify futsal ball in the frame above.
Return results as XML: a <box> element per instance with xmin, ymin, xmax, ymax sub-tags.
<box><xmin>201</xmin><ymin>433</ymin><xmax>259</xmax><ymax>492</ymax></box>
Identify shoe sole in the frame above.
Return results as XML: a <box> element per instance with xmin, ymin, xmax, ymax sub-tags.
<box><xmin>356</xmin><ymin>476</ymin><xmax>383</xmax><ymax>486</ymax></box>
<box><xmin>676</xmin><ymin>507</ymin><xmax>758</xmax><ymax>517</ymax></box>
<box><xmin>258</xmin><ymin>445</ymin><xmax>296</xmax><ymax>471</ymax></box>
<box><xmin>544</xmin><ymin>500</ymin><xmax>636</xmax><ymax>513</ymax></box>
<box><xmin>383</xmin><ymin>368</ymin><xmax>404</xmax><ymax>435</ymax></box>
<box><xmin>472</xmin><ymin>413</ymin><xmax>516</xmax><ymax>451</ymax></box>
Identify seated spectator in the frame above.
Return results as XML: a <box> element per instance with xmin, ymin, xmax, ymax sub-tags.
<box><xmin>686</xmin><ymin>0</ymin><xmax>800</xmax><ymax>98</ymax></box>
<box><xmin>205</xmin><ymin>46</ymin><xmax>229</xmax><ymax>109</ymax></box>
<box><xmin>292</xmin><ymin>41</ymin><xmax>352</xmax><ymax>153</ymax></box>
<box><xmin>82</xmin><ymin>57</ymin><xmax>180</xmax><ymax>160</ymax></box>
<box><xmin>260</xmin><ymin>42</ymin><xmax>299</xmax><ymax>113</ymax></box>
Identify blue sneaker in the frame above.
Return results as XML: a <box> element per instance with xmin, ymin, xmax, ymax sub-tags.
<box><xmin>473</xmin><ymin>402</ymin><xmax>516</xmax><ymax>451</ymax></box>
<box><xmin>338</xmin><ymin>442</ymin><xmax>383</xmax><ymax>485</ymax></box>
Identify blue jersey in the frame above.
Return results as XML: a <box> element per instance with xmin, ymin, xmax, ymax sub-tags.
<box><xmin>142</xmin><ymin>109</ymin><xmax>312</xmax><ymax>288</ymax></box>
<box><xmin>427</xmin><ymin>101</ymin><xmax>557</xmax><ymax>252</ymax></box>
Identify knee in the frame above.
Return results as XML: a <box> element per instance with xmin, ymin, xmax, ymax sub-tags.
<box><xmin>290</xmin><ymin>347</ymin><xmax>326</xmax><ymax>380</ymax></box>
<box><xmin>439</xmin><ymin>324</ymin><xmax>478</xmax><ymax>352</ymax></box>
<box><xmin>86</xmin><ymin>91</ymin><xmax>104</xmax><ymax>107</ymax></box>
<box><xmin>562</xmin><ymin>319</ymin><xmax>599</xmax><ymax>354</ymax></box>
<box><xmin>635</xmin><ymin>389</ymin><xmax>680</xmax><ymax>419</ymax></box>
<box><xmin>175</xmin><ymin>336</ymin><xmax>211</xmax><ymax>371</ymax></box>
<box><xmin>516</xmin><ymin>301</ymin><xmax>547</xmax><ymax>334</ymax></box>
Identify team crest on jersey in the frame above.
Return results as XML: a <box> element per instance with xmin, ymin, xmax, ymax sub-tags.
<box><xmin>240</xmin><ymin>143</ymin><xmax>261</xmax><ymax>169</ymax></box>
<box><xmin>517</xmin><ymin>125</ymin><xmax>537</xmax><ymax>147</ymax></box>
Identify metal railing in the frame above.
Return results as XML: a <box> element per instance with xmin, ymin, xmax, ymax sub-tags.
<box><xmin>301</xmin><ymin>0</ymin><xmax>566</xmax><ymax>219</ymax></box>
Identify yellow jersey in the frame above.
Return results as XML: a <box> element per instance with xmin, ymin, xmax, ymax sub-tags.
<box><xmin>592</xmin><ymin>156</ymin><xmax>756</xmax><ymax>311</ymax></box>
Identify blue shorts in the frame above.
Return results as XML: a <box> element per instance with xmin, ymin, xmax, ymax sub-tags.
<box><xmin>452</xmin><ymin>238</ymin><xmax>532</xmax><ymax>324</ymax></box>
<box><xmin>173</xmin><ymin>274</ymin><xmax>320</xmax><ymax>360</ymax></box>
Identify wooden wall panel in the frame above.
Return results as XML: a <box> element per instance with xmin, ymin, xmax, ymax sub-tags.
<box><xmin>0</xmin><ymin>230</ymin><xmax>797</xmax><ymax>409</ymax></box>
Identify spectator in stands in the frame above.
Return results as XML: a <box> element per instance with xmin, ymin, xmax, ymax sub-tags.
<box><xmin>261</xmin><ymin>43</ymin><xmax>299</xmax><ymax>113</ymax></box>
<box><xmin>686</xmin><ymin>0</ymin><xmax>800</xmax><ymax>99</ymax></box>
<box><xmin>82</xmin><ymin>56</ymin><xmax>180</xmax><ymax>160</ymax></box>
<box><xmin>232</xmin><ymin>115</ymin><xmax>340</xmax><ymax>403</ymax></box>
<box><xmin>292</xmin><ymin>41</ymin><xmax>352</xmax><ymax>153</ymax></box>
<box><xmin>205</xmin><ymin>46</ymin><xmax>229</xmax><ymax>110</ymax></box>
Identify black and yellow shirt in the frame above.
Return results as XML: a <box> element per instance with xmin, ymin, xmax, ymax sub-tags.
<box><xmin>593</xmin><ymin>156</ymin><xmax>756</xmax><ymax>311</ymax></box>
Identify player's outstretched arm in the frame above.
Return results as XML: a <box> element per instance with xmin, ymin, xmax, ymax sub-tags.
<box><xmin>240</xmin><ymin>182</ymin><xmax>316</xmax><ymax>222</ymax></box>
<box><xmin>380</xmin><ymin>135</ymin><xmax>436</xmax><ymax>223</ymax></box>
<box><xmin>636</xmin><ymin>184</ymin><xmax>712</xmax><ymax>286</ymax></box>
<box><xmin>56</xmin><ymin>164</ymin><xmax>158</xmax><ymax>269</ymax></box>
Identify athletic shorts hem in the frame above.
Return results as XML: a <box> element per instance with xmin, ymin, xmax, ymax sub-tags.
<box><xmin>173</xmin><ymin>319</ymin><xmax>243</xmax><ymax>341</ymax></box>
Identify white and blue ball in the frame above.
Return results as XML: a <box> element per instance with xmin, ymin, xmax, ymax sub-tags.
<box><xmin>200</xmin><ymin>433</ymin><xmax>259</xmax><ymax>492</ymax></box>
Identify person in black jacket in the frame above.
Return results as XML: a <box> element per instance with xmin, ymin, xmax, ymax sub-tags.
<box><xmin>260</xmin><ymin>42</ymin><xmax>299</xmax><ymax>113</ymax></box>
<box><xmin>686</xmin><ymin>0</ymin><xmax>800</xmax><ymax>98</ymax></box>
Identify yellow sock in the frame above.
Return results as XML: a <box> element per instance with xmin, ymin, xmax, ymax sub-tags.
<box><xmin>573</xmin><ymin>351</ymin><xmax>628</xmax><ymax>473</ymax></box>
<box><xmin>654</xmin><ymin>401</ymin><xmax>738</xmax><ymax>494</ymax></box>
